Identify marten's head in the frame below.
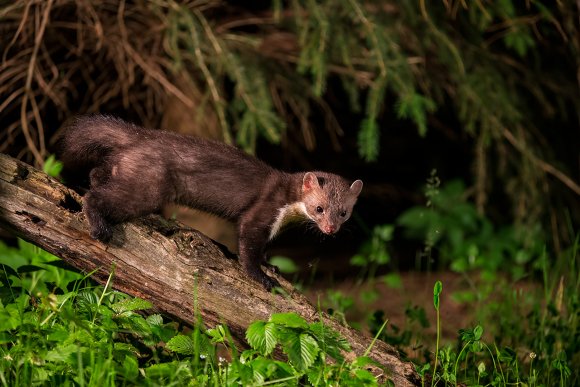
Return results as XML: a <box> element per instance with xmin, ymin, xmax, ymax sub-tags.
<box><xmin>301</xmin><ymin>172</ymin><xmax>363</xmax><ymax>235</ymax></box>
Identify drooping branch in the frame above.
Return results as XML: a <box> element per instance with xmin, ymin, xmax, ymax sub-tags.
<box><xmin>0</xmin><ymin>153</ymin><xmax>420</xmax><ymax>386</ymax></box>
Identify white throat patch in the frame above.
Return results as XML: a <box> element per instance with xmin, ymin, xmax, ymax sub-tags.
<box><xmin>268</xmin><ymin>202</ymin><xmax>311</xmax><ymax>240</ymax></box>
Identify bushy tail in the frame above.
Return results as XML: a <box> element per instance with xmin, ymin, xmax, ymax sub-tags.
<box><xmin>55</xmin><ymin>114</ymin><xmax>138</xmax><ymax>182</ymax></box>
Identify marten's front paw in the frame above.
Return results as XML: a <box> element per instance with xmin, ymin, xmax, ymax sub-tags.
<box><xmin>87</xmin><ymin>219</ymin><xmax>112</xmax><ymax>241</ymax></box>
<box><xmin>90</xmin><ymin>226</ymin><xmax>112</xmax><ymax>242</ymax></box>
<box><xmin>248</xmin><ymin>269</ymin><xmax>280</xmax><ymax>291</ymax></box>
<box><xmin>262</xmin><ymin>275</ymin><xmax>281</xmax><ymax>291</ymax></box>
<box><xmin>262</xmin><ymin>261</ymin><xmax>280</xmax><ymax>274</ymax></box>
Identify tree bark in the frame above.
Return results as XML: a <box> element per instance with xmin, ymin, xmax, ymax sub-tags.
<box><xmin>0</xmin><ymin>153</ymin><xmax>420</xmax><ymax>386</ymax></box>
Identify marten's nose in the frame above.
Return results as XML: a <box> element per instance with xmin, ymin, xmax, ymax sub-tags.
<box><xmin>323</xmin><ymin>225</ymin><xmax>336</xmax><ymax>234</ymax></box>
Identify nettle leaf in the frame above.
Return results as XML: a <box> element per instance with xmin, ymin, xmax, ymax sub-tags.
<box><xmin>207</xmin><ymin>324</ymin><xmax>228</xmax><ymax>343</ymax></box>
<box><xmin>146</xmin><ymin>314</ymin><xmax>163</xmax><ymax>326</ymax></box>
<box><xmin>122</xmin><ymin>354</ymin><xmax>139</xmax><ymax>380</ymax></box>
<box><xmin>353</xmin><ymin>368</ymin><xmax>378</xmax><ymax>385</ymax></box>
<box><xmin>0</xmin><ymin>303</ymin><xmax>21</xmax><ymax>331</ymax></box>
<box><xmin>119</xmin><ymin>314</ymin><xmax>152</xmax><ymax>336</ymax></box>
<box><xmin>285</xmin><ymin>332</ymin><xmax>320</xmax><ymax>372</ymax></box>
<box><xmin>46</xmin><ymin>326</ymin><xmax>69</xmax><ymax>342</ymax></box>
<box><xmin>114</xmin><ymin>342</ymin><xmax>141</xmax><ymax>357</ymax></box>
<box><xmin>308</xmin><ymin>322</ymin><xmax>350</xmax><ymax>362</ymax></box>
<box><xmin>45</xmin><ymin>343</ymin><xmax>79</xmax><ymax>363</ymax></box>
<box><xmin>246</xmin><ymin>321</ymin><xmax>277</xmax><ymax>356</ymax></box>
<box><xmin>145</xmin><ymin>360</ymin><xmax>192</xmax><ymax>379</ymax></box>
<box><xmin>306</xmin><ymin>367</ymin><xmax>324</xmax><ymax>386</ymax></box>
<box><xmin>270</xmin><ymin>312</ymin><xmax>308</xmax><ymax>329</ymax></box>
<box><xmin>111</xmin><ymin>298</ymin><xmax>152</xmax><ymax>314</ymax></box>
<box><xmin>167</xmin><ymin>334</ymin><xmax>196</xmax><ymax>355</ymax></box>
<box><xmin>76</xmin><ymin>290</ymin><xmax>99</xmax><ymax>307</ymax></box>
<box><xmin>248</xmin><ymin>357</ymin><xmax>292</xmax><ymax>382</ymax></box>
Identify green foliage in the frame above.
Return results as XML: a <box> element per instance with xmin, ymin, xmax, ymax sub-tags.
<box><xmin>353</xmin><ymin>176</ymin><xmax>579</xmax><ymax>385</ymax></box>
<box><xmin>42</xmin><ymin>155</ymin><xmax>63</xmax><ymax>178</ymax></box>
<box><xmin>0</xmin><ymin>240</ymin><xmax>192</xmax><ymax>386</ymax></box>
<box><xmin>395</xmin><ymin>93</ymin><xmax>436</xmax><ymax>137</ymax></box>
<box><xmin>351</xmin><ymin>224</ymin><xmax>394</xmax><ymax>282</ymax></box>
<box><xmin>0</xmin><ymin>241</ymin><xmax>388</xmax><ymax>386</ymax></box>
<box><xmin>269</xmin><ymin>255</ymin><xmax>299</xmax><ymax>274</ymax></box>
<box><xmin>166</xmin><ymin>4</ymin><xmax>287</xmax><ymax>152</ymax></box>
<box><xmin>431</xmin><ymin>281</ymin><xmax>442</xmax><ymax>387</ymax></box>
<box><xmin>397</xmin><ymin>179</ymin><xmax>544</xmax><ymax>276</ymax></box>
<box><xmin>362</xmin><ymin>237</ymin><xmax>580</xmax><ymax>386</ymax></box>
<box><xmin>357</xmin><ymin>118</ymin><xmax>381</xmax><ymax>162</ymax></box>
<box><xmin>241</xmin><ymin>312</ymin><xmax>379</xmax><ymax>385</ymax></box>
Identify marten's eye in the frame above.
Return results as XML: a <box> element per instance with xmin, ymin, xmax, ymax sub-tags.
<box><xmin>316</xmin><ymin>206</ymin><xmax>324</xmax><ymax>213</ymax></box>
<box><xmin>340</xmin><ymin>210</ymin><xmax>347</xmax><ymax>217</ymax></box>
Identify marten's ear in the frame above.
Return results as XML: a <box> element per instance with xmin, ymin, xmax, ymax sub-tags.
<box><xmin>302</xmin><ymin>172</ymin><xmax>320</xmax><ymax>192</ymax></box>
<box><xmin>350</xmin><ymin>180</ymin><xmax>363</xmax><ymax>197</ymax></box>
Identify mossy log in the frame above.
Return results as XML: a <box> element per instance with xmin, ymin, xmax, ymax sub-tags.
<box><xmin>0</xmin><ymin>153</ymin><xmax>419</xmax><ymax>386</ymax></box>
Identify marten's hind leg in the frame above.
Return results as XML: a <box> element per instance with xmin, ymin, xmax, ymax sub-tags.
<box><xmin>83</xmin><ymin>179</ymin><xmax>164</xmax><ymax>241</ymax></box>
<box><xmin>83</xmin><ymin>188</ymin><xmax>115</xmax><ymax>241</ymax></box>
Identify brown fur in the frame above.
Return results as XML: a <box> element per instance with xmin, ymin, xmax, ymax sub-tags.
<box><xmin>56</xmin><ymin>115</ymin><xmax>363</xmax><ymax>290</ymax></box>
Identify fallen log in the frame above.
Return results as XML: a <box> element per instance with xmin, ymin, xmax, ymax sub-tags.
<box><xmin>0</xmin><ymin>153</ymin><xmax>420</xmax><ymax>386</ymax></box>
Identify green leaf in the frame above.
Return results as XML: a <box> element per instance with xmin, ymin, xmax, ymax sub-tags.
<box><xmin>114</xmin><ymin>342</ymin><xmax>141</xmax><ymax>357</ymax></box>
<box><xmin>306</xmin><ymin>367</ymin><xmax>324</xmax><ymax>386</ymax></box>
<box><xmin>46</xmin><ymin>326</ymin><xmax>70</xmax><ymax>342</ymax></box>
<box><xmin>166</xmin><ymin>334</ymin><xmax>196</xmax><ymax>355</ymax></box>
<box><xmin>122</xmin><ymin>355</ymin><xmax>139</xmax><ymax>380</ymax></box>
<box><xmin>268</xmin><ymin>256</ymin><xmax>299</xmax><ymax>274</ymax></box>
<box><xmin>0</xmin><ymin>303</ymin><xmax>21</xmax><ymax>331</ymax></box>
<box><xmin>308</xmin><ymin>322</ymin><xmax>350</xmax><ymax>361</ymax></box>
<box><xmin>120</xmin><ymin>314</ymin><xmax>152</xmax><ymax>336</ymax></box>
<box><xmin>207</xmin><ymin>324</ymin><xmax>228</xmax><ymax>343</ymax></box>
<box><xmin>477</xmin><ymin>361</ymin><xmax>486</xmax><ymax>375</ymax></box>
<box><xmin>45</xmin><ymin>343</ymin><xmax>79</xmax><ymax>362</ymax></box>
<box><xmin>375</xmin><ymin>225</ymin><xmax>394</xmax><ymax>241</ymax></box>
<box><xmin>146</xmin><ymin>314</ymin><xmax>163</xmax><ymax>326</ymax></box>
<box><xmin>246</xmin><ymin>321</ymin><xmax>277</xmax><ymax>356</ymax></box>
<box><xmin>473</xmin><ymin>325</ymin><xmax>483</xmax><ymax>341</ymax></box>
<box><xmin>285</xmin><ymin>332</ymin><xmax>319</xmax><ymax>372</ymax></box>
<box><xmin>360</xmin><ymin>289</ymin><xmax>379</xmax><ymax>304</ymax></box>
<box><xmin>111</xmin><ymin>298</ymin><xmax>152</xmax><ymax>314</ymax></box>
<box><xmin>499</xmin><ymin>346</ymin><xmax>516</xmax><ymax>364</ymax></box>
<box><xmin>433</xmin><ymin>280</ymin><xmax>442</xmax><ymax>310</ymax></box>
<box><xmin>145</xmin><ymin>361</ymin><xmax>192</xmax><ymax>379</ymax></box>
<box><xmin>451</xmin><ymin>290</ymin><xmax>476</xmax><ymax>303</ymax></box>
<box><xmin>382</xmin><ymin>273</ymin><xmax>402</xmax><ymax>289</ymax></box>
<box><xmin>43</xmin><ymin>155</ymin><xmax>63</xmax><ymax>177</ymax></box>
<box><xmin>353</xmin><ymin>368</ymin><xmax>378</xmax><ymax>385</ymax></box>
<box><xmin>270</xmin><ymin>312</ymin><xmax>308</xmax><ymax>329</ymax></box>
<box><xmin>350</xmin><ymin>254</ymin><xmax>368</xmax><ymax>266</ymax></box>
<box><xmin>351</xmin><ymin>356</ymin><xmax>379</xmax><ymax>369</ymax></box>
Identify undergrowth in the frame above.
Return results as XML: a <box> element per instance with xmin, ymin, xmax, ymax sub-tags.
<box><xmin>0</xmin><ymin>240</ymin><xmax>385</xmax><ymax>386</ymax></box>
<box><xmin>324</xmin><ymin>178</ymin><xmax>580</xmax><ymax>386</ymax></box>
